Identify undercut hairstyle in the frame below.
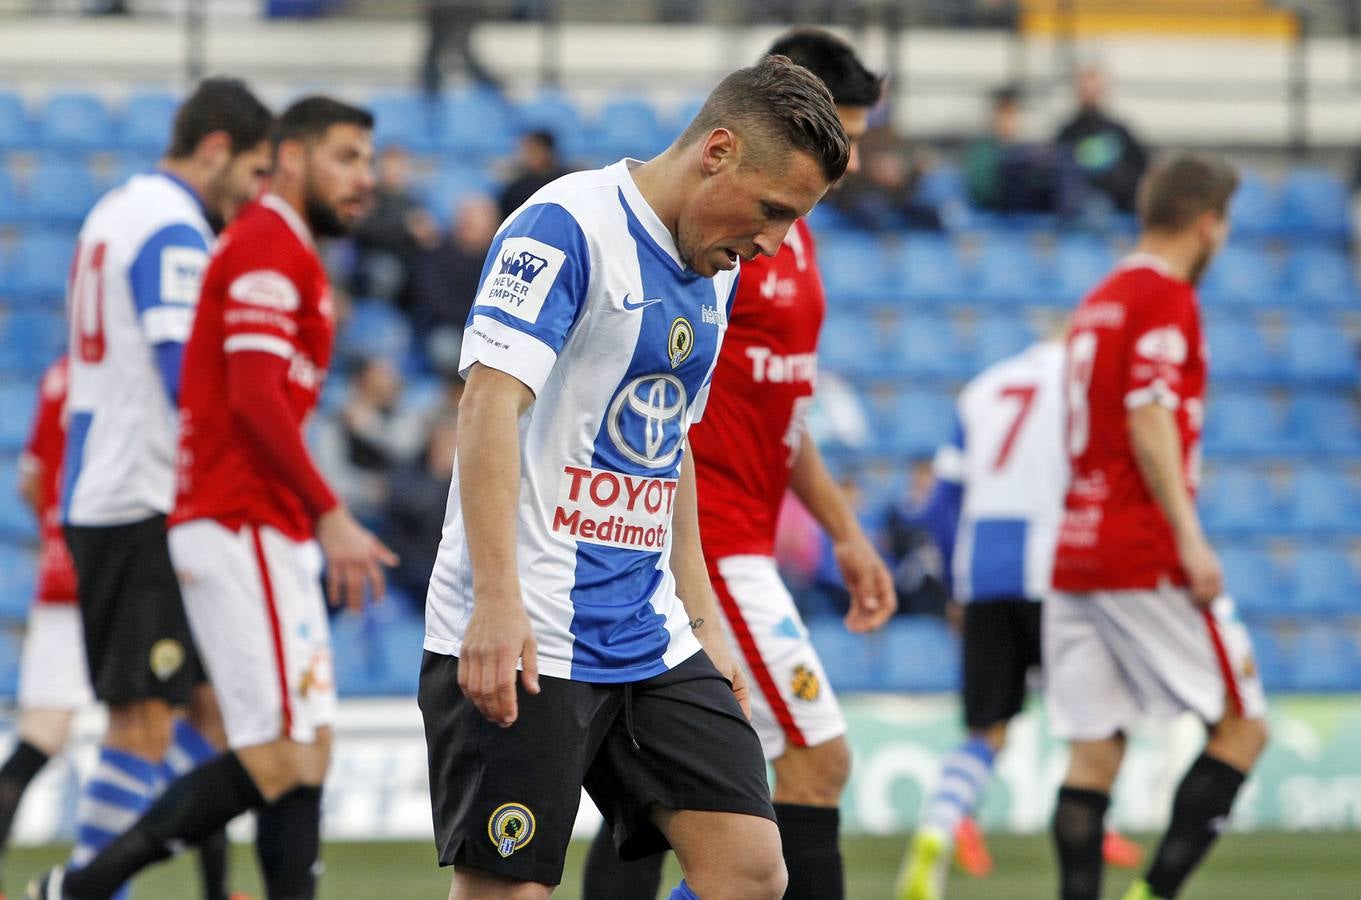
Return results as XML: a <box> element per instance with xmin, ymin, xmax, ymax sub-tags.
<box><xmin>1138</xmin><ymin>153</ymin><xmax>1239</xmax><ymax>232</ymax></box>
<box><xmin>272</xmin><ymin>96</ymin><xmax>374</xmax><ymax>153</ymax></box>
<box><xmin>166</xmin><ymin>77</ymin><xmax>273</xmax><ymax>160</ymax></box>
<box><xmin>680</xmin><ymin>55</ymin><xmax>850</xmax><ymax>183</ymax></box>
<box><xmin>766</xmin><ymin>27</ymin><xmax>882</xmax><ymax>108</ymax></box>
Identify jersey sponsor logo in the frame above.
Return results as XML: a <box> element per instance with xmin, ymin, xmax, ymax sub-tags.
<box><xmin>758</xmin><ymin>270</ymin><xmax>798</xmax><ymax>303</ymax></box>
<box><xmin>621</xmin><ymin>292</ymin><xmax>663</xmax><ymax>311</ymax></box>
<box><xmin>551</xmin><ymin>464</ymin><xmax>678</xmax><ymax>551</ymax></box>
<box><xmin>1135</xmin><ymin>325</ymin><xmax>1188</xmax><ymax>364</ymax></box>
<box><xmin>1071</xmin><ymin>300</ymin><xmax>1126</xmax><ymax>330</ymax></box>
<box><xmin>668</xmin><ymin>317</ymin><xmax>694</xmax><ymax>369</ymax></box>
<box><xmin>746</xmin><ymin>346</ymin><xmax>817</xmax><ymax>385</ymax></box>
<box><xmin>701</xmin><ymin>304</ymin><xmax>725</xmax><ymax>327</ymax></box>
<box><xmin>159</xmin><ymin>246</ymin><xmax>208</xmax><ymax>305</ymax></box>
<box><xmin>477</xmin><ymin>236</ymin><xmax>566</xmax><ymax>324</ymax></box>
<box><xmin>226</xmin><ymin>307</ymin><xmax>299</xmax><ymax>336</ymax></box>
<box><xmin>606</xmin><ymin>374</ymin><xmax>688</xmax><ymax>469</ymax></box>
<box><xmin>790</xmin><ymin>663</ymin><xmax>821</xmax><ymax>701</ymax></box>
<box><xmin>228</xmin><ymin>270</ymin><xmax>301</xmax><ymax>312</ymax></box>
<box><xmin>487</xmin><ymin>803</ymin><xmax>536</xmax><ymax>858</ymax></box>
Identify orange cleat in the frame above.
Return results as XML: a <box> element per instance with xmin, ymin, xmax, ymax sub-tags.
<box><xmin>953</xmin><ymin>816</ymin><xmax>995</xmax><ymax>878</ymax></box>
<box><xmin>1103</xmin><ymin>830</ymin><xmax>1145</xmax><ymax>869</ymax></box>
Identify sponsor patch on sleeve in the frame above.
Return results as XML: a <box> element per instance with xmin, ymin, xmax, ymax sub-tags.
<box><xmin>228</xmin><ymin>269</ymin><xmax>301</xmax><ymax>312</ymax></box>
<box><xmin>159</xmin><ymin>246</ymin><xmax>208</xmax><ymax>305</ymax></box>
<box><xmin>475</xmin><ymin>236</ymin><xmax>567</xmax><ymax>324</ymax></box>
<box><xmin>1134</xmin><ymin>325</ymin><xmax>1188</xmax><ymax>364</ymax></box>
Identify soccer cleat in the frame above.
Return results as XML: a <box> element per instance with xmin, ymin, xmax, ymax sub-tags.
<box><xmin>1103</xmin><ymin>830</ymin><xmax>1145</xmax><ymax>869</ymax></box>
<box><xmin>23</xmin><ymin>867</ymin><xmax>65</xmax><ymax>900</ymax></box>
<box><xmin>894</xmin><ymin>827</ymin><xmax>946</xmax><ymax>900</ymax></box>
<box><xmin>1120</xmin><ymin>878</ymin><xmax>1156</xmax><ymax>900</ymax></box>
<box><xmin>953</xmin><ymin>816</ymin><xmax>995</xmax><ymax>877</ymax></box>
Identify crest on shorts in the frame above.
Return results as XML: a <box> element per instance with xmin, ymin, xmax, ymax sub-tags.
<box><xmin>668</xmin><ymin>317</ymin><xmax>694</xmax><ymax>369</ymax></box>
<box><xmin>790</xmin><ymin>663</ymin><xmax>821</xmax><ymax>702</ymax></box>
<box><xmin>149</xmin><ymin>639</ymin><xmax>185</xmax><ymax>682</ymax></box>
<box><xmin>488</xmin><ymin>803</ymin><xmax>536</xmax><ymax>858</ymax></box>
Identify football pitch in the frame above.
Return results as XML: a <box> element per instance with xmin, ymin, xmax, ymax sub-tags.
<box><xmin>6</xmin><ymin>832</ymin><xmax>1358</xmax><ymax>899</ymax></box>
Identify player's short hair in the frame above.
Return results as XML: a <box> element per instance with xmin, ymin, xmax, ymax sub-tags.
<box><xmin>272</xmin><ymin>96</ymin><xmax>375</xmax><ymax>153</ymax></box>
<box><xmin>680</xmin><ymin>55</ymin><xmax>850</xmax><ymax>183</ymax></box>
<box><xmin>1138</xmin><ymin>153</ymin><xmax>1240</xmax><ymax>232</ymax></box>
<box><xmin>166</xmin><ymin>77</ymin><xmax>273</xmax><ymax>160</ymax></box>
<box><xmin>766</xmin><ymin>27</ymin><xmax>882</xmax><ymax>108</ymax></box>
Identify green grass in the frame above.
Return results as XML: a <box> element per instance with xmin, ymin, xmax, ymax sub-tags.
<box><xmin>6</xmin><ymin>832</ymin><xmax>1357</xmax><ymax>899</ymax></box>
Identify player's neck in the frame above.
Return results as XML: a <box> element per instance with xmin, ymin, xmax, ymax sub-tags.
<box><xmin>157</xmin><ymin>156</ymin><xmax>212</xmax><ymax>206</ymax></box>
<box><xmin>626</xmin><ymin>151</ymin><xmax>684</xmax><ymax>243</ymax></box>
<box><xmin>1131</xmin><ymin>234</ymin><xmax>1196</xmax><ymax>284</ymax></box>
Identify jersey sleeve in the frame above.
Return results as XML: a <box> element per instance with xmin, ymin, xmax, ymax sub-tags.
<box><xmin>1123</xmin><ymin>284</ymin><xmax>1196</xmax><ymax>411</ymax></box>
<box><xmin>459</xmin><ymin>202</ymin><xmax>591</xmax><ymax>396</ymax></box>
<box><xmin>128</xmin><ymin>223</ymin><xmax>210</xmax><ymax>345</ymax></box>
<box><xmin>220</xmin><ymin>250</ymin><xmax>305</xmax><ymax>362</ymax></box>
<box><xmin>21</xmin><ymin>359</ymin><xmax>67</xmax><ymax>476</ymax></box>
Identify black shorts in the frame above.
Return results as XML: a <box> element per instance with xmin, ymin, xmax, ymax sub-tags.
<box><xmin>65</xmin><ymin>514</ymin><xmax>205</xmax><ymax>706</ymax></box>
<box><xmin>962</xmin><ymin>599</ymin><xmax>1042</xmax><ymax>730</ymax></box>
<box><xmin>418</xmin><ymin>650</ymin><xmax>775</xmax><ymax>886</ymax></box>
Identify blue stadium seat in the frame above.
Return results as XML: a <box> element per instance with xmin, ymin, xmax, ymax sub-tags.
<box><xmin>895</xmin><ymin>235</ymin><xmax>965</xmax><ymax>306</ymax></box>
<box><xmin>1226</xmin><ymin>170</ymin><xmax>1280</xmax><ymax>236</ymax></box>
<box><xmin>1284</xmin><ymin>246</ymin><xmax>1357</xmax><ymax>308</ymax></box>
<box><xmin>0</xmin><ymin>543</ymin><xmax>35</xmax><ymax>620</ymax></box>
<box><xmin>8</xmin><ymin>232</ymin><xmax>75</xmax><ymax>304</ymax></box>
<box><xmin>24</xmin><ymin>160</ymin><xmax>99</xmax><ymax>225</ymax></box>
<box><xmin>338</xmin><ymin>300</ymin><xmax>412</xmax><ymax>364</ymax></box>
<box><xmin>0</xmin><ymin>92</ymin><xmax>35</xmax><ymax>151</ymax></box>
<box><xmin>0</xmin><ymin>169</ymin><xmax>21</xmax><ymax>224</ymax></box>
<box><xmin>1283</xmin><ymin>319</ymin><xmax>1357</xmax><ymax>387</ymax></box>
<box><xmin>367</xmin><ymin>614</ymin><xmax>424</xmax><ymax>695</ymax></box>
<box><xmin>423</xmin><ymin>167</ymin><xmax>496</xmax><ymax>223</ymax></box>
<box><xmin>514</xmin><ymin>91</ymin><xmax>585</xmax><ymax>159</ymax></box>
<box><xmin>0</xmin><ymin>458</ymin><xmax>33</xmax><ymax>540</ymax></box>
<box><xmin>808</xmin><ymin>618</ymin><xmax>883</xmax><ymax>692</ymax></box>
<box><xmin>1198</xmin><ymin>465</ymin><xmax>1279</xmax><ymax>536</ymax></box>
<box><xmin>881</xmin><ymin>617</ymin><xmax>959</xmax><ymax>692</ymax></box>
<box><xmin>973</xmin><ymin>235</ymin><xmax>1047</xmax><ymax>305</ymax></box>
<box><xmin>1288</xmin><ymin>546</ymin><xmax>1357</xmax><ymax>615</ymax></box>
<box><xmin>1199</xmin><ymin>244</ymin><xmax>1281</xmax><ymax>309</ymax></box>
<box><xmin>0</xmin><ymin>628</ymin><xmax>20</xmax><ymax>697</ymax></box>
<box><xmin>1048</xmin><ymin>237</ymin><xmax>1114</xmax><ymax>306</ymax></box>
<box><xmin>1288</xmin><ymin>623</ymin><xmax>1361</xmax><ymax>692</ymax></box>
<box><xmin>885</xmin><ymin>315</ymin><xmax>965</xmax><ymax>379</ymax></box>
<box><xmin>0</xmin><ymin>311</ymin><xmax>68</xmax><ymax>371</ymax></box>
<box><xmin>876</xmin><ymin>388</ymin><xmax>955</xmax><ymax>456</ymax></box>
<box><xmin>1219</xmin><ymin>544</ymin><xmax>1280</xmax><ymax>615</ymax></box>
<box><xmin>1291</xmin><ymin>393</ymin><xmax>1361</xmax><ymax>457</ymax></box>
<box><xmin>1203</xmin><ymin>319</ymin><xmax>1277</xmax><ymax>385</ymax></box>
<box><xmin>1202</xmin><ymin>390</ymin><xmax>1290</xmax><ymax>457</ymax></box>
<box><xmin>436</xmin><ymin>91</ymin><xmax>516</xmax><ymax>157</ymax></box>
<box><xmin>0</xmin><ymin>382</ymin><xmax>35</xmax><ymax>452</ymax></box>
<box><xmin>329</xmin><ymin>612</ymin><xmax>377</xmax><ymax>696</ymax></box>
<box><xmin>39</xmin><ymin>91</ymin><xmax>115</xmax><ymax>151</ymax></box>
<box><xmin>368</xmin><ymin>94</ymin><xmax>436</xmax><ymax>151</ymax></box>
<box><xmin>120</xmin><ymin>90</ymin><xmax>178</xmax><ymax>153</ymax></box>
<box><xmin>1286</xmin><ymin>466</ymin><xmax>1361</xmax><ymax>534</ymax></box>
<box><xmin>818</xmin><ymin>317</ymin><xmax>872</xmax><ymax>378</ymax></box>
<box><xmin>913</xmin><ymin>164</ymin><xmax>965</xmax><ymax>209</ymax></box>
<box><xmin>816</xmin><ymin>233</ymin><xmax>892</xmax><ymax>307</ymax></box>
<box><xmin>972</xmin><ymin>314</ymin><xmax>1036</xmax><ymax>369</ymax></box>
<box><xmin>588</xmin><ymin>97</ymin><xmax>669</xmax><ymax>162</ymax></box>
<box><xmin>1278</xmin><ymin>169</ymin><xmax>1350</xmax><ymax>240</ymax></box>
<box><xmin>1248</xmin><ymin>628</ymin><xmax>1289</xmax><ymax>690</ymax></box>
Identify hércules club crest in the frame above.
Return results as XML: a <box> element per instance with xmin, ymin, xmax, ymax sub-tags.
<box><xmin>488</xmin><ymin>802</ymin><xmax>536</xmax><ymax>858</ymax></box>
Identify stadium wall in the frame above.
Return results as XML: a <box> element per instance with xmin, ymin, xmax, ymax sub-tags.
<box><xmin>3</xmin><ymin>696</ymin><xmax>1358</xmax><ymax>844</ymax></box>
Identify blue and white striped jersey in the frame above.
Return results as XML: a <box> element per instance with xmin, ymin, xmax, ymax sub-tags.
<box><xmin>933</xmin><ymin>341</ymin><xmax>1068</xmax><ymax>603</ymax></box>
<box><xmin>424</xmin><ymin>160</ymin><xmax>738</xmax><ymax>682</ymax></box>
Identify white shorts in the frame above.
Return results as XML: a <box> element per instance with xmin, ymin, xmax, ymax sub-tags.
<box><xmin>18</xmin><ymin>603</ymin><xmax>95</xmax><ymax>711</ymax></box>
<box><xmin>711</xmin><ymin>555</ymin><xmax>846</xmax><ymax>760</ymax></box>
<box><xmin>169</xmin><ymin>520</ymin><xmax>336</xmax><ymax>749</ymax></box>
<box><xmin>1044</xmin><ymin>586</ymin><xmax>1268</xmax><ymax>741</ymax></box>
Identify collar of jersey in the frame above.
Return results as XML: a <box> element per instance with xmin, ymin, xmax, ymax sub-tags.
<box><xmin>153</xmin><ymin>168</ymin><xmax>211</xmax><ymax>222</ymax></box>
<box><xmin>261</xmin><ymin>193</ymin><xmax>315</xmax><ymax>248</ymax></box>
<box><xmin>612</xmin><ymin>158</ymin><xmax>685</xmax><ymax>272</ymax></box>
<box><xmin>1115</xmin><ymin>251</ymin><xmax>1175</xmax><ymax>279</ymax></box>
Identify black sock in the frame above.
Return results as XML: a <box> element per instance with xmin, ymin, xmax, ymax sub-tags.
<box><xmin>582</xmin><ymin>824</ymin><xmax>665</xmax><ymax>900</ymax></box>
<box><xmin>1145</xmin><ymin>754</ymin><xmax>1246</xmax><ymax>898</ymax></box>
<box><xmin>0</xmin><ymin>740</ymin><xmax>49</xmax><ymax>861</ymax></box>
<box><xmin>64</xmin><ymin>752</ymin><xmax>264</xmax><ymax>899</ymax></box>
<box><xmin>1052</xmin><ymin>786</ymin><xmax>1109</xmax><ymax>900</ymax></box>
<box><xmin>197</xmin><ymin>828</ymin><xmax>231</xmax><ymax>900</ymax></box>
<box><xmin>255</xmin><ymin>785</ymin><xmax>323</xmax><ymax>900</ymax></box>
<box><xmin>774</xmin><ymin>802</ymin><xmax>843</xmax><ymax>900</ymax></box>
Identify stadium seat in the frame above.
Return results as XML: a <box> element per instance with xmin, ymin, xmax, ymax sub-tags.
<box><xmin>816</xmin><ymin>233</ymin><xmax>893</xmax><ymax>307</ymax></box>
<box><xmin>0</xmin><ymin>168</ymin><xmax>21</xmax><ymax>224</ymax></box>
<box><xmin>808</xmin><ymin>617</ymin><xmax>883</xmax><ymax>692</ymax></box>
<box><xmin>1226</xmin><ymin>169</ymin><xmax>1280</xmax><ymax>237</ymax></box>
<box><xmin>39</xmin><ymin>91</ymin><xmax>115</xmax><ymax>151</ymax></box>
<box><xmin>1291</xmin><ymin>393</ymin><xmax>1361</xmax><ymax>458</ymax></box>
<box><xmin>368</xmin><ymin>93</ymin><xmax>437</xmax><ymax>152</ymax></box>
<box><xmin>876</xmin><ymin>387</ymin><xmax>956</xmax><ymax>456</ymax></box>
<box><xmin>1288</xmin><ymin>546</ymin><xmax>1357</xmax><ymax>615</ymax></box>
<box><xmin>881</xmin><ymin>617</ymin><xmax>959</xmax><ymax>692</ymax></box>
<box><xmin>337</xmin><ymin>300</ymin><xmax>412</xmax><ymax>364</ymax></box>
<box><xmin>1283</xmin><ymin>246</ymin><xmax>1357</xmax><ymax>308</ymax></box>
<box><xmin>0</xmin><ymin>628</ymin><xmax>20</xmax><ymax>697</ymax></box>
<box><xmin>0</xmin><ymin>91</ymin><xmax>35</xmax><ymax>151</ymax></box>
<box><xmin>1220</xmin><ymin>543</ymin><xmax>1281</xmax><ymax>615</ymax></box>
<box><xmin>0</xmin><ymin>458</ymin><xmax>32</xmax><ymax>541</ymax></box>
<box><xmin>1278</xmin><ymin>169</ymin><xmax>1351</xmax><ymax>240</ymax></box>
<box><xmin>1283</xmin><ymin>319</ymin><xmax>1358</xmax><ymax>387</ymax></box>
<box><xmin>912</xmin><ymin>164</ymin><xmax>965</xmax><ymax>210</ymax></box>
<box><xmin>1247</xmin><ymin>627</ymin><xmax>1289</xmax><ymax>691</ymax></box>
<box><xmin>120</xmin><ymin>90</ymin><xmax>178</xmax><ymax>153</ymax></box>
<box><xmin>0</xmin><ymin>543</ymin><xmax>35</xmax><ymax>620</ymax></box>
<box><xmin>514</xmin><ymin>90</ymin><xmax>585</xmax><ymax>159</ymax></box>
<box><xmin>423</xmin><ymin>167</ymin><xmax>496</xmax><ymax>223</ymax></box>
<box><xmin>886</xmin><ymin>315</ymin><xmax>966</xmax><ymax>379</ymax></box>
<box><xmin>1198</xmin><ymin>465</ymin><xmax>1279</xmax><ymax>536</ymax></box>
<box><xmin>1203</xmin><ymin>319</ymin><xmax>1277</xmax><ymax>385</ymax></box>
<box><xmin>1199</xmin><ymin>244</ymin><xmax>1281</xmax><ymax>309</ymax></box>
<box><xmin>588</xmin><ymin>97</ymin><xmax>669</xmax><ymax>162</ymax></box>
<box><xmin>1048</xmin><ymin>236</ymin><xmax>1114</xmax><ymax>307</ymax></box>
<box><xmin>0</xmin><ymin>382</ymin><xmax>36</xmax><ymax>452</ymax></box>
<box><xmin>8</xmin><ymin>232</ymin><xmax>75</xmax><ymax>304</ymax></box>
<box><xmin>1286</xmin><ymin>466</ymin><xmax>1361</xmax><ymax>534</ymax></box>
<box><xmin>1202</xmin><ymin>390</ymin><xmax>1290</xmax><ymax>457</ymax></box>
<box><xmin>819</xmin><ymin>316</ymin><xmax>874</xmax><ymax>379</ymax></box>
<box><xmin>972</xmin><ymin>313</ymin><xmax>1037</xmax><ymax>369</ymax></box>
<box><xmin>0</xmin><ymin>312</ymin><xmax>64</xmax><ymax>385</ymax></box>
<box><xmin>24</xmin><ymin>160</ymin><xmax>99</xmax><ymax>225</ymax></box>
<box><xmin>894</xmin><ymin>234</ymin><xmax>966</xmax><ymax>306</ymax></box>
<box><xmin>1288</xmin><ymin>623</ymin><xmax>1361</xmax><ymax>692</ymax></box>
<box><xmin>435</xmin><ymin>91</ymin><xmax>516</xmax><ymax>157</ymax></box>
<box><xmin>368</xmin><ymin>614</ymin><xmax>424</xmax><ymax>695</ymax></box>
<box><xmin>973</xmin><ymin>235</ymin><xmax>1047</xmax><ymax>306</ymax></box>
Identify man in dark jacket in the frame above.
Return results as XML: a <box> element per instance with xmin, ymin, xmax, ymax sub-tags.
<box><xmin>1055</xmin><ymin>65</ymin><xmax>1148</xmax><ymax>213</ymax></box>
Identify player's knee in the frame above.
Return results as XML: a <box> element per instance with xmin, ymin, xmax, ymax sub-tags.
<box><xmin>773</xmin><ymin>737</ymin><xmax>850</xmax><ymax>805</ymax></box>
<box><xmin>1066</xmin><ymin>736</ymin><xmax>1125</xmax><ymax>792</ymax></box>
<box><xmin>691</xmin><ymin>849</ymin><xmax>787</xmax><ymax>900</ymax></box>
<box><xmin>981</xmin><ymin>721</ymin><xmax>1010</xmax><ymax>754</ymax></box>
<box><xmin>812</xmin><ymin>736</ymin><xmax>852</xmax><ymax>797</ymax></box>
<box><xmin>106</xmin><ymin>699</ymin><xmax>175</xmax><ymax>760</ymax></box>
<box><xmin>1212</xmin><ymin>714</ymin><xmax>1269</xmax><ymax>769</ymax></box>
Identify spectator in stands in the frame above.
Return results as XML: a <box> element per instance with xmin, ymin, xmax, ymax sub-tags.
<box><xmin>498</xmin><ymin>129</ymin><xmax>571</xmax><ymax>219</ymax></box>
<box><xmin>353</xmin><ymin>145</ymin><xmax>439</xmax><ymax>306</ymax></box>
<box><xmin>964</xmin><ymin>84</ymin><xmax>1086</xmax><ymax>216</ymax></box>
<box><xmin>313</xmin><ymin>357</ymin><xmax>428</xmax><ymax>526</ymax></box>
<box><xmin>1055</xmin><ymin>64</ymin><xmax>1148</xmax><ymax>213</ymax></box>
<box><xmin>884</xmin><ymin>459</ymin><xmax>951</xmax><ymax>616</ymax></box>
<box><xmin>409</xmin><ymin>192</ymin><xmax>501</xmax><ymax>375</ymax></box>
<box><xmin>421</xmin><ymin>0</ymin><xmax>504</xmax><ymax>96</ymax></box>
<box><xmin>383</xmin><ymin>410</ymin><xmax>460</xmax><ymax>604</ymax></box>
<box><xmin>829</xmin><ymin>125</ymin><xmax>944</xmax><ymax>231</ymax></box>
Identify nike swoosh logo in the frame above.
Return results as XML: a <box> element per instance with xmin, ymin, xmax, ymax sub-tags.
<box><xmin>622</xmin><ymin>293</ymin><xmax>664</xmax><ymax>310</ymax></box>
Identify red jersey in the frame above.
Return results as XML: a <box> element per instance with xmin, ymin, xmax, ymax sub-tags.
<box><xmin>1053</xmin><ymin>254</ymin><xmax>1207</xmax><ymax>591</ymax></box>
<box><xmin>691</xmin><ymin>219</ymin><xmax>825</xmax><ymax>559</ymax></box>
<box><xmin>171</xmin><ymin>195</ymin><xmax>336</xmax><ymax>541</ymax></box>
<box><xmin>21</xmin><ymin>357</ymin><xmax>78</xmax><ymax>603</ymax></box>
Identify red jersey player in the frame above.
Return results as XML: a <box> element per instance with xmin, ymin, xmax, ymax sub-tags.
<box><xmin>1047</xmin><ymin>156</ymin><xmax>1268</xmax><ymax>900</ymax></box>
<box><xmin>33</xmin><ymin>98</ymin><xmax>394</xmax><ymax>900</ymax></box>
<box><xmin>583</xmin><ymin>29</ymin><xmax>895</xmax><ymax>900</ymax></box>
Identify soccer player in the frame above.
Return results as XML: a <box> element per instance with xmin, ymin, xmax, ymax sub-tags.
<box><xmin>31</xmin><ymin>96</ymin><xmax>391</xmax><ymax>900</ymax></box>
<box><xmin>56</xmin><ymin>78</ymin><xmax>272</xmax><ymax>898</ymax></box>
<box><xmin>419</xmin><ymin>56</ymin><xmax>847</xmax><ymax>900</ymax></box>
<box><xmin>582</xmin><ymin>28</ymin><xmax>894</xmax><ymax>900</ymax></box>
<box><xmin>1047</xmin><ymin>154</ymin><xmax>1268</xmax><ymax>900</ymax></box>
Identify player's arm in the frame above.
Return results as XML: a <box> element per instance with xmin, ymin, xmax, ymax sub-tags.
<box><xmin>1128</xmin><ymin>403</ymin><xmax>1220</xmax><ymax>606</ymax></box>
<box><xmin>129</xmin><ymin>224</ymin><xmax>211</xmax><ymax>406</ymax></box>
<box><xmin>672</xmin><ymin>440</ymin><xmax>751</xmax><ymax>718</ymax></box>
<box><xmin>788</xmin><ymin>426</ymin><xmax>897</xmax><ymax>631</ymax></box>
<box><xmin>455</xmin><ymin>362</ymin><xmax>541</xmax><ymax>727</ymax></box>
<box><xmin>925</xmin><ymin>411</ymin><xmax>966</xmax><ymax>593</ymax></box>
<box><xmin>17</xmin><ymin>360</ymin><xmax>66</xmax><ymax>515</ymax></box>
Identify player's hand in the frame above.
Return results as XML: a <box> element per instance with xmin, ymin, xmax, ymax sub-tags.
<box><xmin>458</xmin><ymin>593</ymin><xmax>540</xmax><ymax>727</ymax></box>
<box><xmin>316</xmin><ymin>506</ymin><xmax>399</xmax><ymax>612</ymax></box>
<box><xmin>693</xmin><ymin>619</ymin><xmax>752</xmax><ymax>719</ymax></box>
<box><xmin>835</xmin><ymin>531</ymin><xmax>897</xmax><ymax>633</ymax></box>
<box><xmin>1177</xmin><ymin>532</ymin><xmax>1223</xmax><ymax>609</ymax></box>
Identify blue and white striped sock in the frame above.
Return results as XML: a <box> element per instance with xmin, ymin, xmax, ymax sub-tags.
<box><xmin>922</xmin><ymin>737</ymin><xmax>997</xmax><ymax>838</ymax></box>
<box><xmin>161</xmin><ymin>719</ymin><xmax>219</xmax><ymax>784</ymax></box>
<box><xmin>668</xmin><ymin>880</ymin><xmax>701</xmax><ymax>900</ymax></box>
<box><xmin>69</xmin><ymin>746</ymin><xmax>160</xmax><ymax>899</ymax></box>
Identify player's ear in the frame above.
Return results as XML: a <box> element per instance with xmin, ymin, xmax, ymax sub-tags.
<box><xmin>196</xmin><ymin>130</ymin><xmax>233</xmax><ymax>168</ymax></box>
<box><xmin>699</xmin><ymin>128</ymin><xmax>736</xmax><ymax>177</ymax></box>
